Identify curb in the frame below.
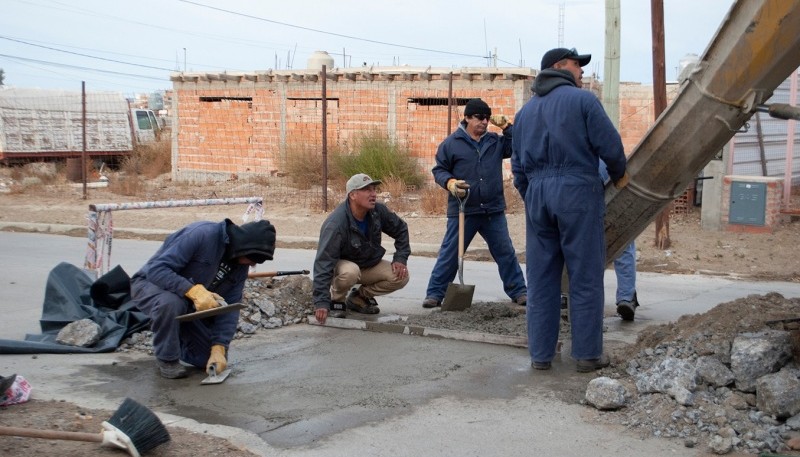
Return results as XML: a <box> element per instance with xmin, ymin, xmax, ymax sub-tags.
<box><xmin>307</xmin><ymin>314</ymin><xmax>528</xmax><ymax>348</ymax></box>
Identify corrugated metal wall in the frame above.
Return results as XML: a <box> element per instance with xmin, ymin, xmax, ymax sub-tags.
<box><xmin>730</xmin><ymin>70</ymin><xmax>800</xmax><ymax>185</ymax></box>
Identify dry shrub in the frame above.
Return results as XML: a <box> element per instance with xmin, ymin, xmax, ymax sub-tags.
<box><xmin>420</xmin><ymin>184</ymin><xmax>447</xmax><ymax>215</ymax></box>
<box><xmin>120</xmin><ymin>140</ymin><xmax>171</xmax><ymax>178</ymax></box>
<box><xmin>380</xmin><ymin>176</ymin><xmax>406</xmax><ymax>199</ymax></box>
<box><xmin>282</xmin><ymin>143</ymin><xmax>343</xmax><ymax>190</ymax></box>
<box><xmin>109</xmin><ymin>174</ymin><xmax>140</xmax><ymax>196</ymax></box>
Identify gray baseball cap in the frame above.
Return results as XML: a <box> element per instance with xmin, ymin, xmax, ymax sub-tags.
<box><xmin>346</xmin><ymin>173</ymin><xmax>382</xmax><ymax>193</ymax></box>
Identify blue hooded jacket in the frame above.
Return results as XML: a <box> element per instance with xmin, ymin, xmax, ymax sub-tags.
<box><xmin>511</xmin><ymin>69</ymin><xmax>626</xmax><ymax>196</ymax></box>
<box><xmin>432</xmin><ymin>123</ymin><xmax>513</xmax><ymax>217</ymax></box>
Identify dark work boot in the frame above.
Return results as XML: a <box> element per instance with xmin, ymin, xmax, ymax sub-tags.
<box><xmin>156</xmin><ymin>359</ymin><xmax>188</xmax><ymax>379</ymax></box>
<box><xmin>616</xmin><ymin>292</ymin><xmax>639</xmax><ymax>321</ymax></box>
<box><xmin>346</xmin><ymin>288</ymin><xmax>380</xmax><ymax>314</ymax></box>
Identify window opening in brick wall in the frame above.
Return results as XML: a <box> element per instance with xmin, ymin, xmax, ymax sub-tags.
<box><xmin>199</xmin><ymin>97</ymin><xmax>253</xmax><ymax>102</ymax></box>
<box><xmin>286</xmin><ymin>97</ymin><xmax>340</xmax><ymax>101</ymax></box>
<box><xmin>407</xmin><ymin>97</ymin><xmax>473</xmax><ymax>106</ymax></box>
<box><xmin>199</xmin><ymin>96</ymin><xmax>253</xmax><ymax>109</ymax></box>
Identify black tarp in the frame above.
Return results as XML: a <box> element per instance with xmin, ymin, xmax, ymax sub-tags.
<box><xmin>0</xmin><ymin>262</ymin><xmax>150</xmax><ymax>354</ymax></box>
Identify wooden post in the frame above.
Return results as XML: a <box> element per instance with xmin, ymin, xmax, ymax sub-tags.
<box><xmin>651</xmin><ymin>0</ymin><xmax>671</xmax><ymax>250</ymax></box>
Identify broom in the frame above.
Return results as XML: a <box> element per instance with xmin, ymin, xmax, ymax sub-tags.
<box><xmin>0</xmin><ymin>397</ymin><xmax>170</xmax><ymax>456</ymax></box>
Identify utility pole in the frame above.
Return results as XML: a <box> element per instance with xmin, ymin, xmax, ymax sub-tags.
<box><xmin>183</xmin><ymin>48</ymin><xmax>187</xmax><ymax>72</ymax></box>
<box><xmin>602</xmin><ymin>0</ymin><xmax>621</xmax><ymax>128</ymax></box>
<box><xmin>651</xmin><ymin>0</ymin><xmax>671</xmax><ymax>249</ymax></box>
<box><xmin>558</xmin><ymin>2</ymin><xmax>565</xmax><ymax>47</ymax></box>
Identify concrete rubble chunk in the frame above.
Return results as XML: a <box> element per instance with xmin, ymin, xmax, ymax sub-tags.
<box><xmin>755</xmin><ymin>366</ymin><xmax>800</xmax><ymax>419</ymax></box>
<box><xmin>731</xmin><ymin>331</ymin><xmax>792</xmax><ymax>392</ymax></box>
<box><xmin>696</xmin><ymin>355</ymin><xmax>736</xmax><ymax>387</ymax></box>
<box><xmin>584</xmin><ymin>377</ymin><xmax>627</xmax><ymax>410</ymax></box>
<box><xmin>636</xmin><ymin>357</ymin><xmax>698</xmax><ymax>397</ymax></box>
<box><xmin>55</xmin><ymin>318</ymin><xmax>101</xmax><ymax>347</ymax></box>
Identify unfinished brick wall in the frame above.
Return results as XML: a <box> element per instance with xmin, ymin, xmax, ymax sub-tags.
<box><xmin>618</xmin><ymin>82</ymin><xmax>680</xmax><ymax>155</ymax></box>
<box><xmin>171</xmin><ymin>69</ymin><xmax>678</xmax><ymax>183</ymax></box>
<box><xmin>171</xmin><ymin>69</ymin><xmax>532</xmax><ymax>182</ymax></box>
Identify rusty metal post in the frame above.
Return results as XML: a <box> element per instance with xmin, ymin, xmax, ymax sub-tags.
<box><xmin>321</xmin><ymin>65</ymin><xmax>328</xmax><ymax>212</ymax></box>
<box><xmin>447</xmin><ymin>72</ymin><xmax>453</xmax><ymax>137</ymax></box>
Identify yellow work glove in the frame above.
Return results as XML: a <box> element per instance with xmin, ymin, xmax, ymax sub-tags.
<box><xmin>185</xmin><ymin>284</ymin><xmax>220</xmax><ymax>312</ymax></box>
<box><xmin>489</xmin><ymin>115</ymin><xmax>509</xmax><ymax>130</ymax></box>
<box><xmin>206</xmin><ymin>344</ymin><xmax>227</xmax><ymax>373</ymax></box>
<box><xmin>446</xmin><ymin>179</ymin><xmax>469</xmax><ymax>198</ymax></box>
<box><xmin>614</xmin><ymin>171</ymin><xmax>630</xmax><ymax>189</ymax></box>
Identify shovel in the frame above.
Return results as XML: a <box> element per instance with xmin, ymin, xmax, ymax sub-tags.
<box><xmin>441</xmin><ymin>188</ymin><xmax>474</xmax><ymax>311</ymax></box>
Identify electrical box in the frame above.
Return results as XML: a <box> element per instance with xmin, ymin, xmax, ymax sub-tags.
<box><xmin>729</xmin><ymin>181</ymin><xmax>766</xmax><ymax>226</ymax></box>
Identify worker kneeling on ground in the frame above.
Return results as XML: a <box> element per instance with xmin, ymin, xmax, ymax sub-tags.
<box><xmin>313</xmin><ymin>174</ymin><xmax>411</xmax><ymax>324</ymax></box>
<box><xmin>129</xmin><ymin>219</ymin><xmax>276</xmax><ymax>379</ymax></box>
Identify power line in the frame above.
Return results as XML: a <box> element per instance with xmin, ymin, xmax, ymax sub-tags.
<box><xmin>0</xmin><ymin>36</ymin><xmax>174</xmax><ymax>72</ymax></box>
<box><xmin>0</xmin><ymin>54</ymin><xmax>168</xmax><ymax>82</ymax></box>
<box><xmin>178</xmin><ymin>0</ymin><xmax>486</xmax><ymax>59</ymax></box>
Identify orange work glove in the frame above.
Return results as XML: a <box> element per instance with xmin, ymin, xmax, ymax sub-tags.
<box><xmin>614</xmin><ymin>171</ymin><xmax>630</xmax><ymax>189</ymax></box>
<box><xmin>185</xmin><ymin>284</ymin><xmax>220</xmax><ymax>312</ymax></box>
<box><xmin>446</xmin><ymin>179</ymin><xmax>469</xmax><ymax>198</ymax></box>
<box><xmin>206</xmin><ymin>344</ymin><xmax>227</xmax><ymax>374</ymax></box>
<box><xmin>489</xmin><ymin>115</ymin><xmax>509</xmax><ymax>130</ymax></box>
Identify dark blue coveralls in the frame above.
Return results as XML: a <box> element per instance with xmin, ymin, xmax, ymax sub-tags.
<box><xmin>129</xmin><ymin>220</ymin><xmax>250</xmax><ymax>368</ymax></box>
<box><xmin>511</xmin><ymin>69</ymin><xmax>626</xmax><ymax>364</ymax></box>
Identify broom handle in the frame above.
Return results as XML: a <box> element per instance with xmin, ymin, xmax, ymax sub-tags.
<box><xmin>0</xmin><ymin>425</ymin><xmax>103</xmax><ymax>443</ymax></box>
<box><xmin>248</xmin><ymin>269</ymin><xmax>309</xmax><ymax>278</ymax></box>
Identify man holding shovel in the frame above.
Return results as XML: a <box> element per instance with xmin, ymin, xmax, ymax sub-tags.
<box><xmin>129</xmin><ymin>219</ymin><xmax>276</xmax><ymax>379</ymax></box>
<box><xmin>313</xmin><ymin>174</ymin><xmax>411</xmax><ymax>324</ymax></box>
<box><xmin>422</xmin><ymin>98</ymin><xmax>527</xmax><ymax>309</ymax></box>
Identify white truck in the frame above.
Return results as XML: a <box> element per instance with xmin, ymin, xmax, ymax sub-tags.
<box><xmin>0</xmin><ymin>87</ymin><xmax>161</xmax><ymax>163</ymax></box>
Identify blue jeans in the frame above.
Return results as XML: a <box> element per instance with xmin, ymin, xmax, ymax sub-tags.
<box><xmin>426</xmin><ymin>212</ymin><xmax>526</xmax><ymax>301</ymax></box>
<box><xmin>613</xmin><ymin>242</ymin><xmax>636</xmax><ymax>302</ymax></box>
<box><xmin>599</xmin><ymin>160</ymin><xmax>636</xmax><ymax>303</ymax></box>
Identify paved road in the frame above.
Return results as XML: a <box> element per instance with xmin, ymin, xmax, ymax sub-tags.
<box><xmin>2</xmin><ymin>231</ymin><xmax>800</xmax><ymax>456</ymax></box>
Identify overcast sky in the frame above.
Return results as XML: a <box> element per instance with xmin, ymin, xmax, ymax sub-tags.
<box><xmin>1</xmin><ymin>0</ymin><xmax>734</xmax><ymax>97</ymax></box>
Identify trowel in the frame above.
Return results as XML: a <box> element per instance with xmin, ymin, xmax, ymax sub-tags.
<box><xmin>201</xmin><ymin>364</ymin><xmax>231</xmax><ymax>385</ymax></box>
<box><xmin>176</xmin><ymin>298</ymin><xmax>245</xmax><ymax>322</ymax></box>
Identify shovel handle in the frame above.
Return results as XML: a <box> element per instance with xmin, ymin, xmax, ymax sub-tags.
<box><xmin>457</xmin><ymin>188</ymin><xmax>469</xmax><ymax>285</ymax></box>
<box><xmin>248</xmin><ymin>269</ymin><xmax>309</xmax><ymax>278</ymax></box>
<box><xmin>0</xmin><ymin>425</ymin><xmax>103</xmax><ymax>443</ymax></box>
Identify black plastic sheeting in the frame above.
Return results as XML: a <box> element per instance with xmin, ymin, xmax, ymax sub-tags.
<box><xmin>0</xmin><ymin>262</ymin><xmax>150</xmax><ymax>354</ymax></box>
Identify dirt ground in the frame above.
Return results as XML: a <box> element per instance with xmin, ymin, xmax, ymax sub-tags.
<box><xmin>2</xmin><ymin>168</ymin><xmax>800</xmax><ymax>456</ymax></box>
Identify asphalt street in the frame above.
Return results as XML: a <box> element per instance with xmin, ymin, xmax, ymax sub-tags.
<box><xmin>2</xmin><ymin>230</ymin><xmax>800</xmax><ymax>456</ymax></box>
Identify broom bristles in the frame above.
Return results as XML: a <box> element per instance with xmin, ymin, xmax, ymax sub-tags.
<box><xmin>105</xmin><ymin>398</ymin><xmax>170</xmax><ymax>455</ymax></box>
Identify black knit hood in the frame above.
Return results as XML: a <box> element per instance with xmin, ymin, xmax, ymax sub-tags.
<box><xmin>225</xmin><ymin>219</ymin><xmax>276</xmax><ymax>263</ymax></box>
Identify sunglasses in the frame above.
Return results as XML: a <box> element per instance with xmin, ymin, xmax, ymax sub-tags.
<box><xmin>471</xmin><ymin>114</ymin><xmax>490</xmax><ymax>121</ymax></box>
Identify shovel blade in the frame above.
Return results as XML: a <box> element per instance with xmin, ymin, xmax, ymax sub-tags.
<box><xmin>441</xmin><ymin>283</ymin><xmax>475</xmax><ymax>311</ymax></box>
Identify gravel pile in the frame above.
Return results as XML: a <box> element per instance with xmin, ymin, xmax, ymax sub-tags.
<box><xmin>598</xmin><ymin>293</ymin><xmax>800</xmax><ymax>454</ymax></box>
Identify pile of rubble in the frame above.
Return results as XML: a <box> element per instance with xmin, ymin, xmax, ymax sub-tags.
<box><xmin>117</xmin><ymin>275</ymin><xmax>315</xmax><ymax>353</ymax></box>
<box><xmin>592</xmin><ymin>292</ymin><xmax>800</xmax><ymax>454</ymax></box>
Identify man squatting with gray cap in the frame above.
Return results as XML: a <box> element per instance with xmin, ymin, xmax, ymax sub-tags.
<box><xmin>313</xmin><ymin>173</ymin><xmax>411</xmax><ymax>324</ymax></box>
<box><xmin>129</xmin><ymin>219</ymin><xmax>276</xmax><ymax>379</ymax></box>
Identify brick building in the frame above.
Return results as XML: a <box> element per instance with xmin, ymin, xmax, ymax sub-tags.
<box><xmin>168</xmin><ymin>63</ymin><xmax>674</xmax><ymax>183</ymax></box>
